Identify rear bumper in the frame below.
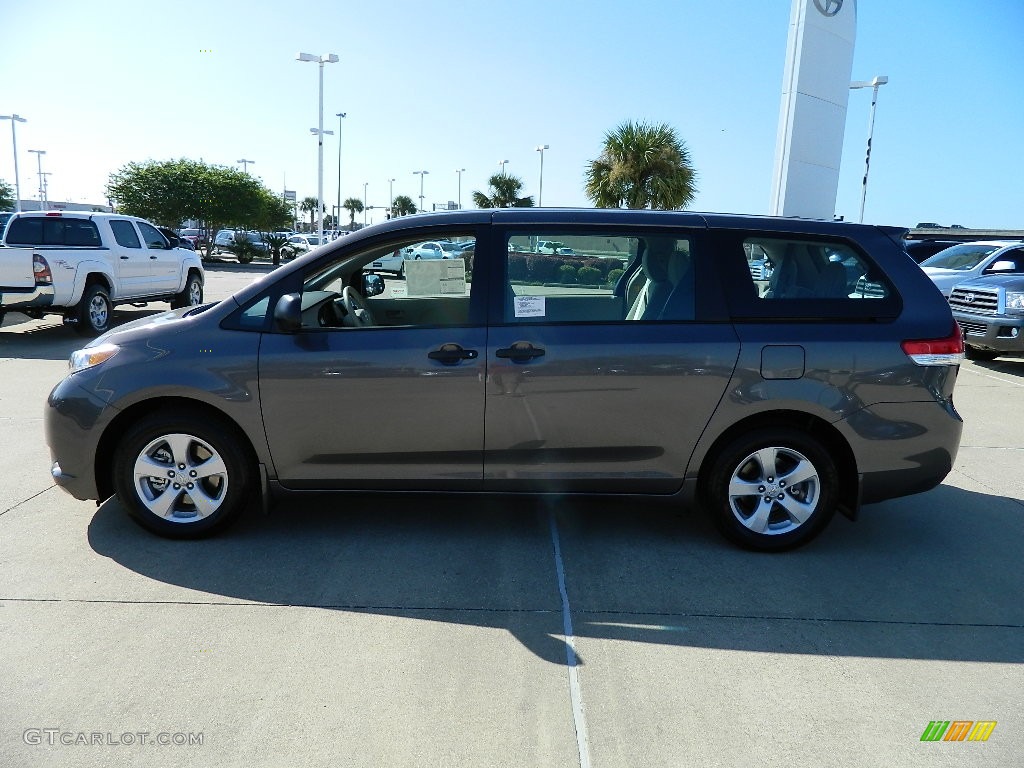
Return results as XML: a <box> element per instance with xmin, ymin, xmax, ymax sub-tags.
<box><xmin>0</xmin><ymin>284</ymin><xmax>55</xmax><ymax>310</ymax></box>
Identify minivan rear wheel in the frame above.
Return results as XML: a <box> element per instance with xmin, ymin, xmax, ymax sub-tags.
<box><xmin>706</xmin><ymin>428</ymin><xmax>837</xmax><ymax>551</ymax></box>
<box><xmin>113</xmin><ymin>411</ymin><xmax>251</xmax><ymax>539</ymax></box>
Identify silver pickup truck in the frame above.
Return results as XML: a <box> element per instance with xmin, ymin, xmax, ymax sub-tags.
<box><xmin>1</xmin><ymin>211</ymin><xmax>204</xmax><ymax>335</ymax></box>
<box><xmin>949</xmin><ymin>273</ymin><xmax>1024</xmax><ymax>361</ymax></box>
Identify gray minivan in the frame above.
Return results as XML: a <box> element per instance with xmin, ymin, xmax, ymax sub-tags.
<box><xmin>45</xmin><ymin>209</ymin><xmax>964</xmax><ymax>551</ymax></box>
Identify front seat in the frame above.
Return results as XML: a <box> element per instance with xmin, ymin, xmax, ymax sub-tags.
<box><xmin>626</xmin><ymin>239</ymin><xmax>677</xmax><ymax>320</ymax></box>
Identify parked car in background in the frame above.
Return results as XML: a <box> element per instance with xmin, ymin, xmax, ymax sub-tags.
<box><xmin>45</xmin><ymin>208</ymin><xmax>963</xmax><ymax>552</ymax></box>
<box><xmin>406</xmin><ymin>240</ymin><xmax>459</xmax><ymax>260</ymax></box>
<box><xmin>177</xmin><ymin>228</ymin><xmax>207</xmax><ymax>250</ymax></box>
<box><xmin>158</xmin><ymin>227</ymin><xmax>194</xmax><ymax>250</ymax></box>
<box><xmin>919</xmin><ymin>240</ymin><xmax>1024</xmax><ymax>297</ymax></box>
<box><xmin>903</xmin><ymin>239</ymin><xmax>960</xmax><ymax>263</ymax></box>
<box><xmin>281</xmin><ymin>234</ymin><xmax>323</xmax><ymax>260</ymax></box>
<box><xmin>949</xmin><ymin>271</ymin><xmax>1024</xmax><ymax>361</ymax></box>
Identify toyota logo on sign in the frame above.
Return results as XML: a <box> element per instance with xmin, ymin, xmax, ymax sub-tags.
<box><xmin>813</xmin><ymin>0</ymin><xmax>844</xmax><ymax>16</ymax></box>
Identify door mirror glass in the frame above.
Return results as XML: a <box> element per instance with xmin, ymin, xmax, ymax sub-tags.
<box><xmin>363</xmin><ymin>273</ymin><xmax>385</xmax><ymax>297</ymax></box>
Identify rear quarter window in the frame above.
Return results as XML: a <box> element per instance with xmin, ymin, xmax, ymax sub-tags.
<box><xmin>709</xmin><ymin>230</ymin><xmax>901</xmax><ymax>320</ymax></box>
<box><xmin>5</xmin><ymin>217</ymin><xmax>101</xmax><ymax>247</ymax></box>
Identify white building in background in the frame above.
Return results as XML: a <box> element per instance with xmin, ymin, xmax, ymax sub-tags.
<box><xmin>769</xmin><ymin>0</ymin><xmax>857</xmax><ymax>220</ymax></box>
<box><xmin>13</xmin><ymin>199</ymin><xmax>112</xmax><ymax>213</ymax></box>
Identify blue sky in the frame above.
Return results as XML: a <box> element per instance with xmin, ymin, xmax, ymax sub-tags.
<box><xmin>2</xmin><ymin>0</ymin><xmax>1022</xmax><ymax>228</ymax></box>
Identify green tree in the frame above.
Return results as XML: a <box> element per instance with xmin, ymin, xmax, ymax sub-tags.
<box><xmin>299</xmin><ymin>196</ymin><xmax>321</xmax><ymax>231</ymax></box>
<box><xmin>584</xmin><ymin>121</ymin><xmax>697</xmax><ymax>210</ymax></box>
<box><xmin>391</xmin><ymin>195</ymin><xmax>417</xmax><ymax>217</ymax></box>
<box><xmin>472</xmin><ymin>173</ymin><xmax>534</xmax><ymax>208</ymax></box>
<box><xmin>0</xmin><ymin>179</ymin><xmax>13</xmax><ymax>210</ymax></box>
<box><xmin>106</xmin><ymin>159</ymin><xmax>283</xmax><ymax>257</ymax></box>
<box><xmin>342</xmin><ymin>197</ymin><xmax>364</xmax><ymax>227</ymax></box>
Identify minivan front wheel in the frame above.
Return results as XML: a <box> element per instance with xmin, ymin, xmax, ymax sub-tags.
<box><xmin>113</xmin><ymin>411</ymin><xmax>251</xmax><ymax>539</ymax></box>
<box><xmin>706</xmin><ymin>428</ymin><xmax>837</xmax><ymax>551</ymax></box>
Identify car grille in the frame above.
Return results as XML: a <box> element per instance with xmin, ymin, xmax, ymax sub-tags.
<box><xmin>948</xmin><ymin>286</ymin><xmax>999</xmax><ymax>314</ymax></box>
<box><xmin>958</xmin><ymin>320</ymin><xmax>989</xmax><ymax>336</ymax></box>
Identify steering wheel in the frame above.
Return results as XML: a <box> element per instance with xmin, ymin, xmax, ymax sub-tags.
<box><xmin>341</xmin><ymin>285</ymin><xmax>376</xmax><ymax>327</ymax></box>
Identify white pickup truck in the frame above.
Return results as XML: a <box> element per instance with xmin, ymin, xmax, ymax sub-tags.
<box><xmin>0</xmin><ymin>211</ymin><xmax>205</xmax><ymax>335</ymax></box>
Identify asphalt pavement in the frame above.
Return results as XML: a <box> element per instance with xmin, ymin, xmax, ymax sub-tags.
<box><xmin>1</xmin><ymin>267</ymin><xmax>1021</xmax><ymax>767</ymax></box>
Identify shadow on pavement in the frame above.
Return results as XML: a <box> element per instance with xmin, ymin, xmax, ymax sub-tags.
<box><xmin>87</xmin><ymin>483</ymin><xmax>1024</xmax><ymax>665</ymax></box>
<box><xmin>0</xmin><ymin>308</ymin><xmax>162</xmax><ymax>361</ymax></box>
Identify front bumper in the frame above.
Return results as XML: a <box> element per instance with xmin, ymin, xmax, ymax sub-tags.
<box><xmin>953</xmin><ymin>311</ymin><xmax>1024</xmax><ymax>353</ymax></box>
<box><xmin>45</xmin><ymin>376</ymin><xmax>118</xmax><ymax>501</ymax></box>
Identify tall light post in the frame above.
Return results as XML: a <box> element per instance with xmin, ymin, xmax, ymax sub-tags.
<box><xmin>850</xmin><ymin>75</ymin><xmax>888</xmax><ymax>223</ymax></box>
<box><xmin>363</xmin><ymin>182</ymin><xmax>368</xmax><ymax>226</ymax></box>
<box><xmin>28</xmin><ymin>149</ymin><xmax>46</xmax><ymax>210</ymax></box>
<box><xmin>237</xmin><ymin>158</ymin><xmax>255</xmax><ymax>173</ymax></box>
<box><xmin>413</xmin><ymin>170</ymin><xmax>429</xmax><ymax>213</ymax></box>
<box><xmin>498</xmin><ymin>159</ymin><xmax>509</xmax><ymax>176</ymax></box>
<box><xmin>535</xmin><ymin>144</ymin><xmax>549</xmax><ymax>207</ymax></box>
<box><xmin>1</xmin><ymin>114</ymin><xmax>27</xmax><ymax>212</ymax></box>
<box><xmin>297</xmin><ymin>52</ymin><xmax>339</xmax><ymax>243</ymax></box>
<box><xmin>388</xmin><ymin>178</ymin><xmax>396</xmax><ymax>216</ymax></box>
<box><xmin>335</xmin><ymin>112</ymin><xmax>346</xmax><ymax>229</ymax></box>
<box><xmin>455</xmin><ymin>168</ymin><xmax>465</xmax><ymax>210</ymax></box>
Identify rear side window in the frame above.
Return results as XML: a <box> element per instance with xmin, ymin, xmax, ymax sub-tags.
<box><xmin>110</xmin><ymin>220</ymin><xmax>142</xmax><ymax>248</ymax></box>
<box><xmin>712</xmin><ymin>231</ymin><xmax>900</xmax><ymax>319</ymax></box>
<box><xmin>5</xmin><ymin>217</ymin><xmax>101</xmax><ymax>247</ymax></box>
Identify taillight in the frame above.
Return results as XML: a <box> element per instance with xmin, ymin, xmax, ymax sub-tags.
<box><xmin>901</xmin><ymin>324</ymin><xmax>964</xmax><ymax>366</ymax></box>
<box><xmin>33</xmin><ymin>254</ymin><xmax>53</xmax><ymax>285</ymax></box>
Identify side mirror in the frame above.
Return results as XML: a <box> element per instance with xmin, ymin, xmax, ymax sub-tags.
<box><xmin>273</xmin><ymin>293</ymin><xmax>303</xmax><ymax>332</ymax></box>
<box><xmin>985</xmin><ymin>260</ymin><xmax>1018</xmax><ymax>273</ymax></box>
<box><xmin>363</xmin><ymin>273</ymin><xmax>385</xmax><ymax>297</ymax></box>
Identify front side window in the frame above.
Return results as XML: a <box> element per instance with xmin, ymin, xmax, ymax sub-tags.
<box><xmin>297</xmin><ymin>233</ymin><xmax>476</xmax><ymax>330</ymax></box>
<box><xmin>137</xmin><ymin>221</ymin><xmax>167</xmax><ymax>249</ymax></box>
<box><xmin>502</xmin><ymin>232</ymin><xmax>694</xmax><ymax>323</ymax></box>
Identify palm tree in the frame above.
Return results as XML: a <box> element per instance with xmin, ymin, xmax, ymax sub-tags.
<box><xmin>299</xmin><ymin>196</ymin><xmax>320</xmax><ymax>231</ymax></box>
<box><xmin>472</xmin><ymin>173</ymin><xmax>534</xmax><ymax>209</ymax></box>
<box><xmin>391</xmin><ymin>195</ymin><xmax>417</xmax><ymax>217</ymax></box>
<box><xmin>342</xmin><ymin>197</ymin><xmax>364</xmax><ymax>227</ymax></box>
<box><xmin>585</xmin><ymin>121</ymin><xmax>697</xmax><ymax>210</ymax></box>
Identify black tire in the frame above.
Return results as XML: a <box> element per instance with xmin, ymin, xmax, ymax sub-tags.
<box><xmin>74</xmin><ymin>283</ymin><xmax>113</xmax><ymax>336</ymax></box>
<box><xmin>705</xmin><ymin>427</ymin><xmax>838</xmax><ymax>552</ymax></box>
<box><xmin>113</xmin><ymin>410</ymin><xmax>252</xmax><ymax>539</ymax></box>
<box><xmin>171</xmin><ymin>272</ymin><xmax>204</xmax><ymax>309</ymax></box>
<box><xmin>964</xmin><ymin>345</ymin><xmax>999</xmax><ymax>362</ymax></box>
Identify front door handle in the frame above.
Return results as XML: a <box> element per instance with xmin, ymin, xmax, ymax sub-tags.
<box><xmin>428</xmin><ymin>343</ymin><xmax>478</xmax><ymax>365</ymax></box>
<box><xmin>495</xmin><ymin>342</ymin><xmax>545</xmax><ymax>363</ymax></box>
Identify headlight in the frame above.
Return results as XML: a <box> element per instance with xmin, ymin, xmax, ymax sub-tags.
<box><xmin>69</xmin><ymin>343</ymin><xmax>120</xmax><ymax>373</ymax></box>
<box><xmin>1006</xmin><ymin>291</ymin><xmax>1024</xmax><ymax>314</ymax></box>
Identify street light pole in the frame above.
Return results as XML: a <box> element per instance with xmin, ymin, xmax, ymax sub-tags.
<box><xmin>413</xmin><ymin>170</ymin><xmax>429</xmax><ymax>213</ymax></box>
<box><xmin>335</xmin><ymin>112</ymin><xmax>346</xmax><ymax>229</ymax></box>
<box><xmin>499</xmin><ymin>159</ymin><xmax>509</xmax><ymax>176</ymax></box>
<box><xmin>297</xmin><ymin>52</ymin><xmax>339</xmax><ymax>244</ymax></box>
<box><xmin>237</xmin><ymin>158</ymin><xmax>255</xmax><ymax>173</ymax></box>
<box><xmin>850</xmin><ymin>75</ymin><xmax>888</xmax><ymax>223</ymax></box>
<box><xmin>363</xmin><ymin>182</ymin><xmax>368</xmax><ymax>226</ymax></box>
<box><xmin>28</xmin><ymin>149</ymin><xmax>46</xmax><ymax>210</ymax></box>
<box><xmin>455</xmin><ymin>168</ymin><xmax>465</xmax><ymax>210</ymax></box>
<box><xmin>535</xmin><ymin>145</ymin><xmax>549</xmax><ymax>207</ymax></box>
<box><xmin>1</xmin><ymin>114</ymin><xmax>28</xmax><ymax>212</ymax></box>
<box><xmin>388</xmin><ymin>178</ymin><xmax>396</xmax><ymax>217</ymax></box>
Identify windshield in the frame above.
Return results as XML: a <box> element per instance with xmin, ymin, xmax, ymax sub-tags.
<box><xmin>920</xmin><ymin>244</ymin><xmax>999</xmax><ymax>270</ymax></box>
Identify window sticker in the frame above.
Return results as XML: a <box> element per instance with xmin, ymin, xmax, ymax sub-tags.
<box><xmin>404</xmin><ymin>259</ymin><xmax>467</xmax><ymax>296</ymax></box>
<box><xmin>514</xmin><ymin>295</ymin><xmax>545</xmax><ymax>318</ymax></box>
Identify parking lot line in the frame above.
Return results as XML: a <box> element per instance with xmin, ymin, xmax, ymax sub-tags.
<box><xmin>548</xmin><ymin>511</ymin><xmax>592</xmax><ymax>768</ymax></box>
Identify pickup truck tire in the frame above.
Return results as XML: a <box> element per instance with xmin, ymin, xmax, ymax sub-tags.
<box><xmin>171</xmin><ymin>273</ymin><xmax>204</xmax><ymax>309</ymax></box>
<box><xmin>74</xmin><ymin>284</ymin><xmax>113</xmax><ymax>336</ymax></box>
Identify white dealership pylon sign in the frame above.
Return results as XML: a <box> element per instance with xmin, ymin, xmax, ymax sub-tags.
<box><xmin>769</xmin><ymin>0</ymin><xmax>857</xmax><ymax>219</ymax></box>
